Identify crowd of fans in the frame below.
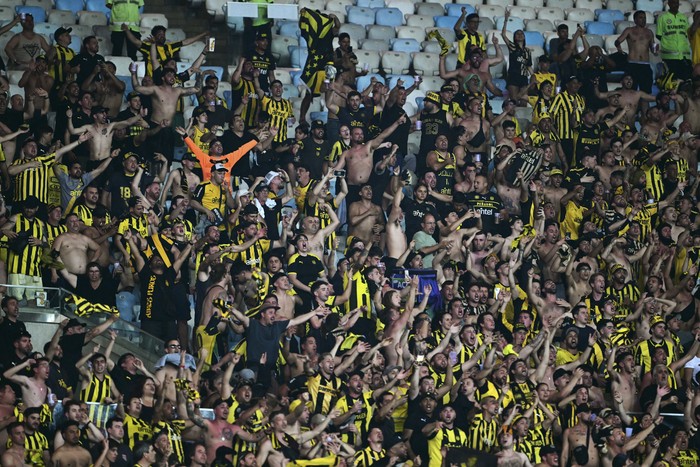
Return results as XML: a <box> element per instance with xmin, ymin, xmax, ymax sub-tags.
<box><xmin>0</xmin><ymin>1</ymin><xmax>699</xmax><ymax>466</ymax></box>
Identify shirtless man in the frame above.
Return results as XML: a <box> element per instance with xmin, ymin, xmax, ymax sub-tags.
<box><xmin>460</xmin><ymin>97</ymin><xmax>492</xmax><ymax>157</ymax></box>
<box><xmin>52</xmin><ymin>213</ymin><xmax>101</xmax><ymax>275</ymax></box>
<box><xmin>543</xmin><ymin>170</ymin><xmax>567</xmax><ymax>218</ymax></box>
<box><xmin>348</xmin><ymin>184</ymin><xmax>384</xmax><ymax>245</ymax></box>
<box><xmin>1</xmin><ymin>422</ymin><xmax>28</xmax><ymax>467</ymax></box>
<box><xmin>186</xmin><ymin>397</ymin><xmax>262</xmax><ymax>463</ymax></box>
<box><xmin>0</xmin><ymin>383</ymin><xmax>18</xmax><ymax>451</ymax></box>
<box><xmin>51</xmin><ymin>421</ymin><xmax>92</xmax><ymax>467</ymax></box>
<box><xmin>608</xmin><ymin>349</ymin><xmax>639</xmax><ymax>413</ymax></box>
<box><xmin>640</xmin><ymin>105</ymin><xmax>681</xmax><ymax>145</ymax></box>
<box><xmin>386</xmin><ymin>188</ymin><xmax>407</xmax><ymax>260</ymax></box>
<box><xmin>81</xmin><ymin>61</ymin><xmax>125</xmax><ymax>117</ymax></box>
<box><xmin>271</xmin><ymin>273</ymin><xmax>302</xmax><ymax>320</ymax></box>
<box><xmin>675</xmin><ymin>84</ymin><xmax>700</xmax><ymax>133</ymax></box>
<box><xmin>161</xmin><ymin>153</ymin><xmax>201</xmax><ymax>203</ymax></box>
<box><xmin>132</xmin><ymin>66</ymin><xmax>200</xmax><ymax>131</ymax></box>
<box><xmin>336</xmin><ymin>115</ymin><xmax>405</xmax><ymax>187</ymax></box>
<box><xmin>497</xmin><ymin>429</ymin><xmax>533</xmax><ymax>467</ymax></box>
<box><xmin>560</xmin><ymin>403</ymin><xmax>600</xmax><ymax>467</ymax></box>
<box><xmin>67</xmin><ymin>105</ymin><xmax>143</xmax><ymax>161</ymax></box>
<box><xmin>594</xmin><ymin>74</ymin><xmax>656</xmax><ymax>125</ymax></box>
<box><xmin>17</xmin><ymin>56</ymin><xmax>53</xmax><ymax>107</ymax></box>
<box><xmin>615</xmin><ymin>11</ymin><xmax>658</xmax><ymax>98</ymax></box>
<box><xmin>299</xmin><ymin>201</ymin><xmax>339</xmax><ymax>257</ymax></box>
<box><xmin>2</xmin><ymin>357</ymin><xmax>50</xmax><ymax>409</ymax></box>
<box><xmin>439</xmin><ymin>38</ymin><xmax>504</xmax><ymax>96</ymax></box>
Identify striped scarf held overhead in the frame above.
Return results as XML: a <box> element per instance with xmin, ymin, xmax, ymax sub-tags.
<box><xmin>64</xmin><ymin>294</ymin><xmax>120</xmax><ymax>318</ymax></box>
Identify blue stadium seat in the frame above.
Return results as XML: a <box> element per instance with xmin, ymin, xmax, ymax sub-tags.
<box><xmin>85</xmin><ymin>0</ymin><xmax>111</xmax><ymax>20</ymax></box>
<box><xmin>387</xmin><ymin>74</ymin><xmax>416</xmax><ymax>89</ymax></box>
<box><xmin>489</xmin><ymin>79</ymin><xmax>506</xmax><ymax>97</ymax></box>
<box><xmin>55</xmin><ymin>0</ymin><xmax>85</xmax><ymax>18</ymax></box>
<box><xmin>289</xmin><ymin>70</ymin><xmax>304</xmax><ymax>86</ymax></box>
<box><xmin>434</xmin><ymin>15</ymin><xmax>459</xmax><ymax>29</ymax></box>
<box><xmin>356</xmin><ymin>73</ymin><xmax>384</xmax><ymax>92</ymax></box>
<box><xmin>390</xmin><ymin>38</ymin><xmax>421</xmax><ymax>53</ymax></box>
<box><xmin>346</xmin><ymin>6</ymin><xmax>376</xmax><ymax>27</ymax></box>
<box><xmin>585</xmin><ymin>21</ymin><xmax>614</xmax><ymax>36</ymax></box>
<box><xmin>357</xmin><ymin>0</ymin><xmax>385</xmax><ymax>8</ymax></box>
<box><xmin>15</xmin><ymin>6</ymin><xmax>46</xmax><ymax>23</ymax></box>
<box><xmin>524</xmin><ymin>31</ymin><xmax>544</xmax><ymax>48</ymax></box>
<box><xmin>288</xmin><ymin>46</ymin><xmax>309</xmax><ymax>69</ymax></box>
<box><xmin>375</xmin><ymin>7</ymin><xmax>404</xmax><ymax>26</ymax></box>
<box><xmin>223</xmin><ymin>90</ymin><xmax>232</xmax><ymax>109</ymax></box>
<box><xmin>310</xmin><ymin>111</ymin><xmax>328</xmax><ymax>122</ymax></box>
<box><xmin>445</xmin><ymin>4</ymin><xmax>475</xmax><ymax>17</ymax></box>
<box><xmin>595</xmin><ymin>9</ymin><xmax>624</xmax><ymax>23</ymax></box>
<box><xmin>279</xmin><ymin>21</ymin><xmax>301</xmax><ymax>38</ymax></box>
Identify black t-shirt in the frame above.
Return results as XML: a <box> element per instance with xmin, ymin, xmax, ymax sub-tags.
<box><xmin>379</xmin><ymin>104</ymin><xmax>410</xmax><ymax>156</ymax></box>
<box><xmin>404</xmin><ymin>408</ymin><xmax>435</xmax><ymax>460</ymax></box>
<box><xmin>465</xmin><ymin>191</ymin><xmax>503</xmax><ymax>233</ymax></box>
<box><xmin>107</xmin><ymin>170</ymin><xmax>137</xmax><ymax>218</ymax></box>
<box><xmin>401</xmin><ymin>198</ymin><xmax>439</xmax><ymax>241</ymax></box>
<box><xmin>0</xmin><ymin>318</ymin><xmax>27</xmax><ymax>358</ymax></box>
<box><xmin>245</xmin><ymin>319</ymin><xmax>289</xmax><ymax>368</ymax></box>
<box><xmin>297</xmin><ymin>136</ymin><xmax>331</xmax><ymax>179</ymax></box>
<box><xmin>110</xmin><ymin>367</ymin><xmax>138</xmax><ymax>397</ymax></box>
<box><xmin>244</xmin><ymin>49</ymin><xmax>276</xmax><ymax>93</ymax></box>
<box><xmin>221</xmin><ymin>130</ymin><xmax>258</xmax><ymax>179</ymax></box>
<box><xmin>138</xmin><ymin>267</ymin><xmax>177</xmax><ymax>322</ymax></box>
<box><xmin>58</xmin><ymin>332</ymin><xmax>87</xmax><ymax>390</ymax></box>
<box><xmin>74</xmin><ymin>274</ymin><xmax>118</xmax><ymax>307</ymax></box>
<box><xmin>70</xmin><ymin>52</ymin><xmax>106</xmax><ymax>85</ymax></box>
<box><xmin>46</xmin><ymin>360</ymin><xmax>72</xmax><ymax>400</ymax></box>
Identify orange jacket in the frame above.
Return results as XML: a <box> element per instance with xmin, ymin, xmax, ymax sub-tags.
<box><xmin>184</xmin><ymin>137</ymin><xmax>258</xmax><ymax>184</ymax></box>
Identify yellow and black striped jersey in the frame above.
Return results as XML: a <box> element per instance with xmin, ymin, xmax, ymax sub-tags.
<box><xmin>7</xmin><ymin>215</ymin><xmax>45</xmax><ymax>276</ymax></box>
<box><xmin>261</xmin><ymin>96</ymin><xmax>293</xmax><ymax>143</ymax></box>
<box><xmin>80</xmin><ymin>373</ymin><xmax>113</xmax><ymax>403</ymax></box>
<box><xmin>549</xmin><ymin>90</ymin><xmax>585</xmax><ymax>140</ymax></box>
<box><xmin>306</xmin><ymin>373</ymin><xmax>344</xmax><ymax>415</ymax></box>
<box><xmin>49</xmin><ymin>43</ymin><xmax>75</xmax><ymax>86</ymax></box>
<box><xmin>12</xmin><ymin>153</ymin><xmax>56</xmax><ymax>204</ymax></box>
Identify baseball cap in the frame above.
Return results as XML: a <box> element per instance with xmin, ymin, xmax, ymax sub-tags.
<box><xmin>539</xmin><ymin>112</ymin><xmax>552</xmax><ymax>120</ymax></box>
<box><xmin>65</xmin><ymin>318</ymin><xmax>86</xmax><ymax>329</ymax></box>
<box><xmin>243</xmin><ymin>204</ymin><xmax>259</xmax><ymax>215</ymax></box>
<box><xmin>91</xmin><ymin>106</ymin><xmax>108</xmax><ymax>116</ymax></box>
<box><xmin>127</xmin><ymin>91</ymin><xmax>141</xmax><ymax>100</ymax></box>
<box><xmin>270</xmin><ymin>271</ymin><xmax>288</xmax><ymax>284</ymax></box>
<box><xmin>553</xmin><ymin>368</ymin><xmax>571</xmax><ymax>381</ymax></box>
<box><xmin>256</xmin><ymin>31</ymin><xmax>270</xmax><ymax>40</ymax></box>
<box><xmin>549</xmin><ymin>168</ymin><xmax>563</xmax><ymax>176</ymax></box>
<box><xmin>440</xmin><ymin>84</ymin><xmax>454</xmax><ymax>93</ymax></box>
<box><xmin>193</xmin><ymin>107</ymin><xmax>207</xmax><ymax>118</ymax></box>
<box><xmin>311</xmin><ymin>119</ymin><xmax>325</xmax><ymax>130</ymax></box>
<box><xmin>264</xmin><ymin>171</ymin><xmax>281</xmax><ymax>185</ymax></box>
<box><xmin>259</xmin><ymin>304</ymin><xmax>280</xmax><ymax>314</ymax></box>
<box><xmin>54</xmin><ymin>26</ymin><xmax>72</xmax><ymax>40</ymax></box>
<box><xmin>649</xmin><ymin>314</ymin><xmax>665</xmax><ymax>328</ymax></box>
<box><xmin>212</xmin><ymin>163</ymin><xmax>228</xmax><ymax>172</ymax></box>
<box><xmin>540</xmin><ymin>445</ymin><xmax>558</xmax><ymax>456</ymax></box>
<box><xmin>610</xmin><ymin>263</ymin><xmax>627</xmax><ymax>274</ymax></box>
<box><xmin>612</xmin><ymin>454</ymin><xmax>629</xmax><ymax>467</ymax></box>
<box><xmin>424</xmin><ymin>91</ymin><xmax>440</xmax><ymax>104</ymax></box>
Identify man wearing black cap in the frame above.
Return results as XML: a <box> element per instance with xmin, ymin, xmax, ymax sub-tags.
<box><xmin>535</xmin><ymin>445</ymin><xmax>559</xmax><ymax>467</ymax></box>
<box><xmin>561</xmin><ymin>403</ymin><xmax>599</xmax><ymax>467</ymax></box>
<box><xmin>296</xmin><ymin>120</ymin><xmax>331</xmax><ymax>180</ymax></box>
<box><xmin>245</xmin><ymin>31</ymin><xmax>276</xmax><ymax>94</ymax></box>
<box><xmin>67</xmin><ymin>103</ymin><xmax>143</xmax><ymax>164</ymax></box>
<box><xmin>116</xmin><ymin>91</ymin><xmax>147</xmax><ymax>137</ymax></box>
<box><xmin>124</xmin><ymin>24</ymin><xmax>206</xmax><ymax>77</ymax></box>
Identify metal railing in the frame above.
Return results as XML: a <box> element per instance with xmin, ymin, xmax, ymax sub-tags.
<box><xmin>1</xmin><ymin>284</ymin><xmax>165</xmax><ymax>361</ymax></box>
